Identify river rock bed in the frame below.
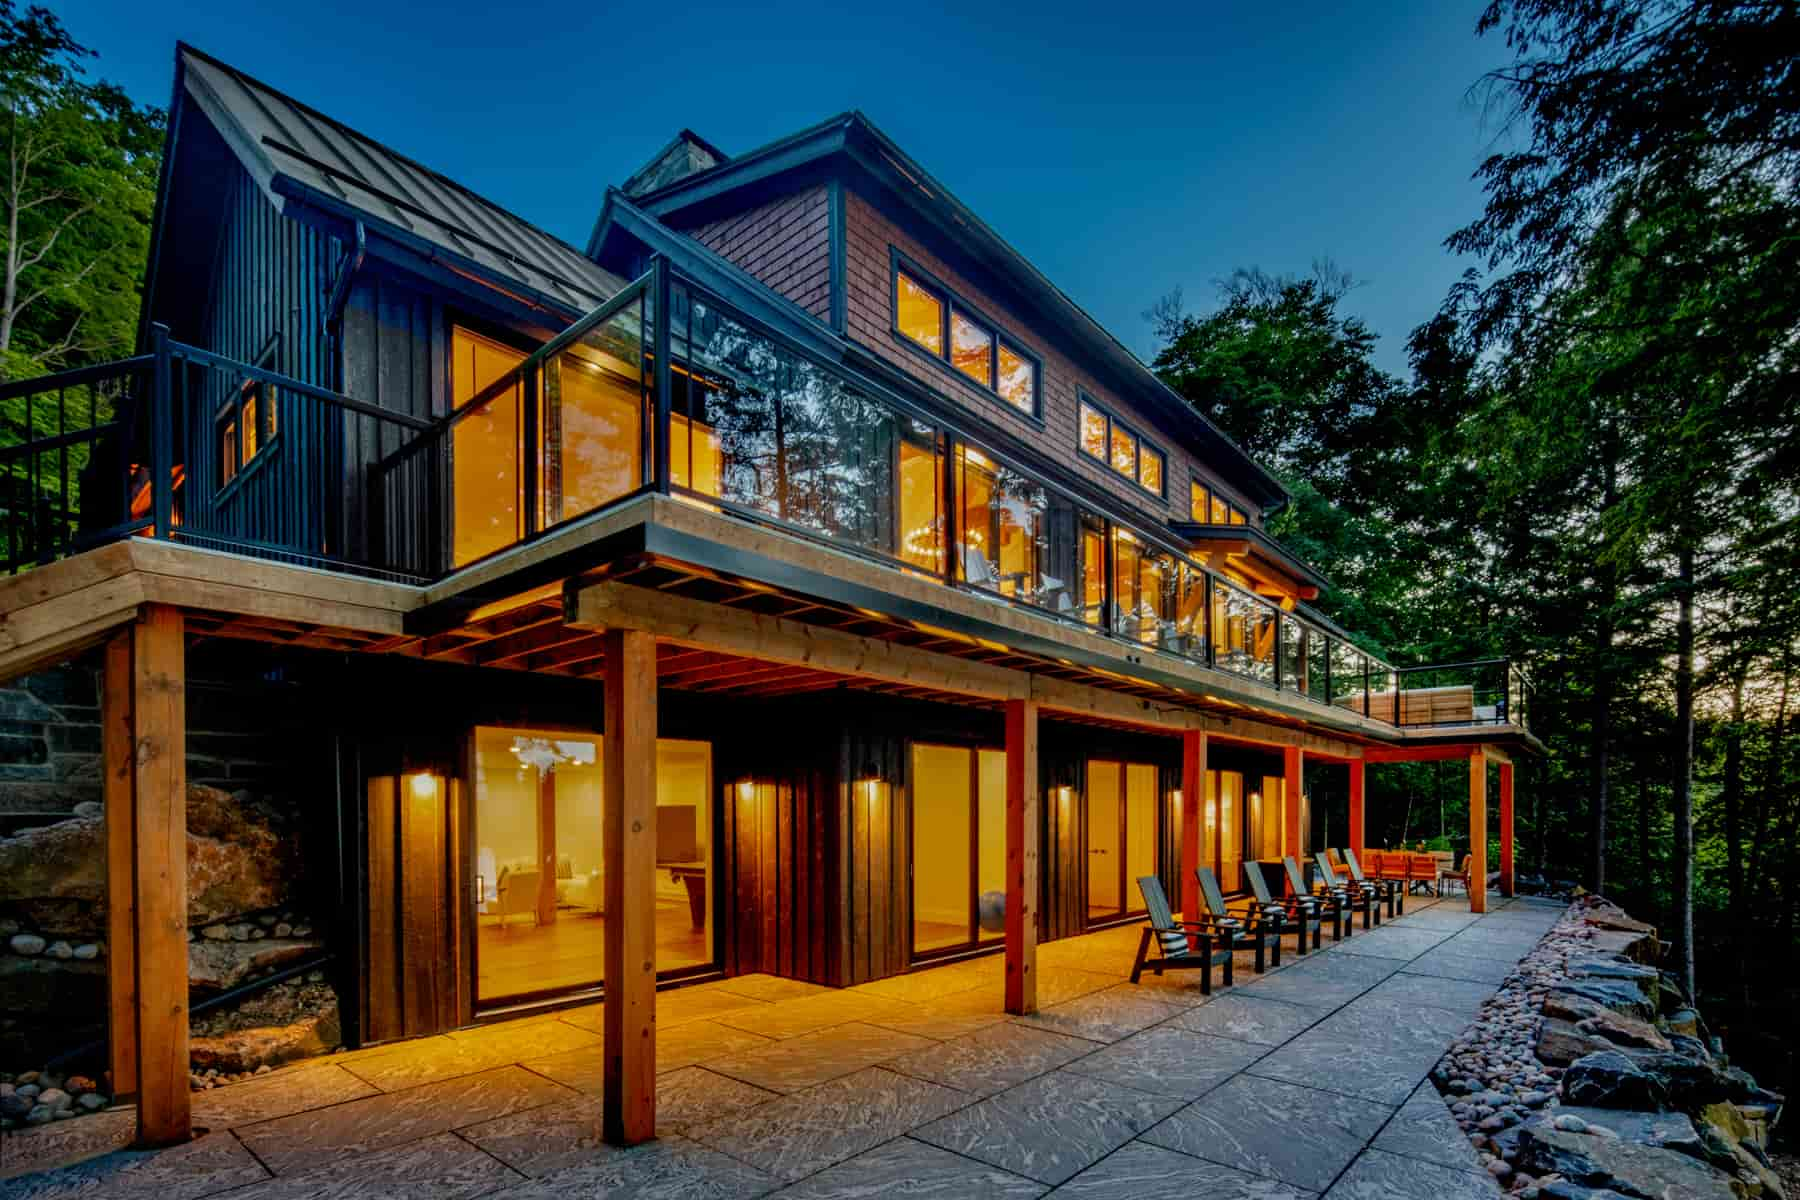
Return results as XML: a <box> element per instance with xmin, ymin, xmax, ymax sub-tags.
<box><xmin>1431</xmin><ymin>896</ymin><xmax>1785</xmax><ymax>1199</ymax></box>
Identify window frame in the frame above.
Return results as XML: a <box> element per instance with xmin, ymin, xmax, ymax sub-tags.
<box><xmin>1189</xmin><ymin>475</ymin><xmax>1250</xmax><ymax>525</ymax></box>
<box><xmin>1076</xmin><ymin>389</ymin><xmax>1167</xmax><ymax>499</ymax></box>
<box><xmin>889</xmin><ymin>249</ymin><xmax>1043</xmax><ymax>422</ymax></box>
<box><xmin>214</xmin><ymin>333</ymin><xmax>282</xmax><ymax>496</ymax></box>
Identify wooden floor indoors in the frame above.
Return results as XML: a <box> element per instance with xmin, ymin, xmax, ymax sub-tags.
<box><xmin>476</xmin><ymin>897</ymin><xmax>708</xmax><ymax>1001</ymax></box>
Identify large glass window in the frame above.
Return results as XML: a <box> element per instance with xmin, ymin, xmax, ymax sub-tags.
<box><xmin>893</xmin><ymin>260</ymin><xmax>1040</xmax><ymax>416</ymax></box>
<box><xmin>1079</xmin><ymin>391</ymin><xmax>1166</xmax><ymax>497</ymax></box>
<box><xmin>1212</xmin><ymin>578</ymin><xmax>1278</xmax><ymax>684</ymax></box>
<box><xmin>957</xmin><ymin>445</ymin><xmax>1077</xmax><ymax>617</ymax></box>
<box><xmin>450</xmin><ymin>327</ymin><xmax>527</xmax><ymax>567</ymax></box>
<box><xmin>1086</xmin><ymin>759</ymin><xmax>1159</xmax><ymax>924</ymax></box>
<box><xmin>911</xmin><ymin>743</ymin><xmax>1005</xmax><ymax>955</ymax></box>
<box><xmin>1190</xmin><ymin>478</ymin><xmax>1249</xmax><ymax>525</ymax></box>
<box><xmin>542</xmin><ymin>305</ymin><xmax>645</xmax><ymax>526</ymax></box>
<box><xmin>471</xmin><ymin>726</ymin><xmax>713</xmax><ymax>1005</ymax></box>
<box><xmin>898</xmin><ymin>423</ymin><xmax>945</xmax><ymax>574</ymax></box>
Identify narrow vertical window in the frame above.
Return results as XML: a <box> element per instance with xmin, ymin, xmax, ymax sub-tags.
<box><xmin>950</xmin><ymin>309</ymin><xmax>993</xmax><ymax>387</ymax></box>
<box><xmin>997</xmin><ymin>342</ymin><xmax>1034</xmax><ymax>413</ymax></box>
<box><xmin>1138</xmin><ymin>445</ymin><xmax>1164</xmax><ymax>494</ymax></box>
<box><xmin>1110</xmin><ymin>421</ymin><xmax>1136</xmax><ymax>477</ymax></box>
<box><xmin>1079</xmin><ymin>399</ymin><xmax>1108</xmax><ymax>460</ymax></box>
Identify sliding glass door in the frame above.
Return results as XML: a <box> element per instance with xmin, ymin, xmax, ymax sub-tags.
<box><xmin>471</xmin><ymin>725</ymin><xmax>714</xmax><ymax>1006</ymax></box>
<box><xmin>1084</xmin><ymin>760</ymin><xmax>1159</xmax><ymax>925</ymax></box>
<box><xmin>910</xmin><ymin>743</ymin><xmax>1005</xmax><ymax>957</ymax></box>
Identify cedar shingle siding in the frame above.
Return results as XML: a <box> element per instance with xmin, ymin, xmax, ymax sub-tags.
<box><xmin>684</xmin><ymin>185</ymin><xmax>832</xmax><ymax>321</ymax></box>
<box><xmin>842</xmin><ymin>186</ymin><xmax>1257</xmax><ymax>529</ymax></box>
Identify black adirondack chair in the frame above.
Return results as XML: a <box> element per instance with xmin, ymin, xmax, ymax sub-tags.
<box><xmin>1194</xmin><ymin>865</ymin><xmax>1282</xmax><ymax>972</ymax></box>
<box><xmin>1130</xmin><ymin>875</ymin><xmax>1232</xmax><ymax>994</ymax></box>
<box><xmin>1282</xmin><ymin>856</ymin><xmax>1350</xmax><ymax>942</ymax></box>
<box><xmin>1315</xmin><ymin>850</ymin><xmax>1379</xmax><ymax>930</ymax></box>
<box><xmin>1247</xmin><ymin>862</ymin><xmax>1327</xmax><ymax>952</ymax></box>
<box><xmin>1341</xmin><ymin>846</ymin><xmax>1403</xmax><ymax>918</ymax></box>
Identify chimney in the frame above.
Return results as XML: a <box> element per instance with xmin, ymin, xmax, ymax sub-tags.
<box><xmin>621</xmin><ymin>130</ymin><xmax>728</xmax><ymax>198</ymax></box>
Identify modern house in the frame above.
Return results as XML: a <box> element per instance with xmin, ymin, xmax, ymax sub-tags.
<box><xmin>0</xmin><ymin>45</ymin><xmax>1538</xmax><ymax>1149</ymax></box>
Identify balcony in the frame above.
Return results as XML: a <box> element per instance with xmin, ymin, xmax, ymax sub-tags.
<box><xmin>0</xmin><ymin>260</ymin><xmax>1528</xmax><ymax>735</ymax></box>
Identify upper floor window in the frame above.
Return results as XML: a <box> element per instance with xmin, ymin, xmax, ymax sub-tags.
<box><xmin>1078</xmin><ymin>393</ymin><xmax>1165</xmax><ymax>498</ymax></box>
<box><xmin>1190</xmin><ymin>478</ymin><xmax>1249</xmax><ymax>525</ymax></box>
<box><xmin>892</xmin><ymin>255</ymin><xmax>1039</xmax><ymax>418</ymax></box>
<box><xmin>218</xmin><ymin>335</ymin><xmax>280</xmax><ymax>490</ymax></box>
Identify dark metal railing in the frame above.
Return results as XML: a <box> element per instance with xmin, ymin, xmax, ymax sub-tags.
<box><xmin>0</xmin><ymin>273</ymin><xmax>1529</xmax><ymax>733</ymax></box>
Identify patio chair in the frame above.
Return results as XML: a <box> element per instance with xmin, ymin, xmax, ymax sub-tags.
<box><xmin>1193</xmin><ymin>865</ymin><xmax>1282</xmax><ymax>972</ymax></box>
<box><xmin>1282</xmin><ymin>856</ymin><xmax>1351</xmax><ymax>942</ymax></box>
<box><xmin>1130</xmin><ymin>876</ymin><xmax>1232</xmax><ymax>994</ymax></box>
<box><xmin>1409</xmin><ymin>854</ymin><xmax>1442</xmax><ymax>896</ymax></box>
<box><xmin>1342</xmin><ymin>847</ymin><xmax>1403</xmax><ymax>918</ymax></box>
<box><xmin>1440</xmin><ymin>854</ymin><xmax>1474</xmax><ymax>897</ymax></box>
<box><xmin>1247</xmin><ymin>861</ymin><xmax>1330</xmax><ymax>952</ymax></box>
<box><xmin>1314</xmin><ymin>850</ymin><xmax>1379</xmax><ymax>930</ymax></box>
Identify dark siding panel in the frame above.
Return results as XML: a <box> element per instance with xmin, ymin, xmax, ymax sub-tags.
<box><xmin>341</xmin><ymin>275</ymin><xmax>439</xmax><ymax>572</ymax></box>
<box><xmin>682</xmin><ymin>186</ymin><xmax>832</xmax><ymax>321</ymax></box>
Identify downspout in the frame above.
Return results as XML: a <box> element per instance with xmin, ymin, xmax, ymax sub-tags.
<box><xmin>324</xmin><ymin>221</ymin><xmax>366</xmax><ymax>392</ymax></box>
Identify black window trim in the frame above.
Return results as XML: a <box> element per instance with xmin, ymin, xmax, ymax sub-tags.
<box><xmin>215</xmin><ymin>332</ymin><xmax>283</xmax><ymax>496</ymax></box>
<box><xmin>1189</xmin><ymin>472</ymin><xmax>1251</xmax><ymax>525</ymax></box>
<box><xmin>1077</xmin><ymin>388</ymin><xmax>1167</xmax><ymax>500</ymax></box>
<box><xmin>889</xmin><ymin>247</ymin><xmax>1043</xmax><ymax>423</ymax></box>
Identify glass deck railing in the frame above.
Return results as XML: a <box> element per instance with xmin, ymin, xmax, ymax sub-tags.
<box><xmin>88</xmin><ymin>254</ymin><xmax>1515</xmax><ymax>734</ymax></box>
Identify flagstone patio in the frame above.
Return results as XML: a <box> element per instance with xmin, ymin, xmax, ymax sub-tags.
<box><xmin>0</xmin><ymin>895</ymin><xmax>1567</xmax><ymax>1199</ymax></box>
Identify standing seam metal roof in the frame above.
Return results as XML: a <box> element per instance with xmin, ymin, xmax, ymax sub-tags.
<box><xmin>177</xmin><ymin>44</ymin><xmax>625</xmax><ymax>313</ymax></box>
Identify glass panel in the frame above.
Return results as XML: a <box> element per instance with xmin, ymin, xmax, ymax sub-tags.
<box><xmin>1211</xmin><ymin>579</ymin><xmax>1277</xmax><ymax>683</ymax></box>
<box><xmin>1079</xmin><ymin>400</ymin><xmax>1108</xmax><ymax>460</ymax></box>
<box><xmin>1210</xmin><ymin>494</ymin><xmax>1230</xmax><ymax>524</ymax></box>
<box><xmin>950</xmin><ymin>308</ymin><xmax>993</xmax><ymax>387</ymax></box>
<box><xmin>1087</xmin><ymin>760</ymin><xmax>1121</xmax><ymax>918</ymax></box>
<box><xmin>1307</xmin><ymin>627</ymin><xmax>1330</xmax><ymax>699</ymax></box>
<box><xmin>1331</xmin><ymin>640</ymin><xmax>1369</xmax><ymax>715</ymax></box>
<box><xmin>997</xmin><ymin>343</ymin><xmax>1034</xmax><ymax>413</ymax></box>
<box><xmin>1170</xmin><ymin>561</ymin><xmax>1207</xmax><ymax>661</ymax></box>
<box><xmin>1280</xmin><ymin>616</ymin><xmax>1306</xmax><ymax>693</ymax></box>
<box><xmin>1125</xmin><ymin>763</ymin><xmax>1157</xmax><ymax>912</ymax></box>
<box><xmin>220</xmin><ymin>420</ymin><xmax>237</xmax><ymax>485</ymax></box>
<box><xmin>451</xmin><ymin>327</ymin><xmax>526</xmax><ymax>567</ymax></box>
<box><xmin>543</xmin><ymin>298</ymin><xmax>645</xmax><ymax>526</ymax></box>
<box><xmin>1218</xmin><ymin>771</ymin><xmax>1241</xmax><ymax>891</ymax></box>
<box><xmin>1110</xmin><ymin>422</ymin><xmax>1136</xmax><ymax>477</ymax></box>
<box><xmin>896</xmin><ymin>271</ymin><xmax>944</xmax><ymax>354</ymax></box>
<box><xmin>1229</xmin><ymin>506</ymin><xmax>1248</xmax><ymax>526</ymax></box>
<box><xmin>1138</xmin><ymin>446</ymin><xmax>1164</xmax><ymax>494</ymax></box>
<box><xmin>1368</xmin><ymin>662</ymin><xmax>1395</xmax><ymax>724</ymax></box>
<box><xmin>1078</xmin><ymin>512</ymin><xmax>1106</xmax><ymax>628</ymax></box>
<box><xmin>1251</xmin><ymin>775</ymin><xmax>1284</xmax><ymax>861</ymax></box>
<box><xmin>242</xmin><ymin>395</ymin><xmax>259</xmax><ymax>461</ymax></box>
<box><xmin>898</xmin><ymin>424</ymin><xmax>944</xmax><ymax>574</ymax></box>
<box><xmin>958</xmin><ymin>444</ymin><xmax>1069</xmax><ymax>614</ymax></box>
<box><xmin>912</xmin><ymin>744</ymin><xmax>972</xmax><ymax>952</ymax></box>
<box><xmin>1191</xmin><ymin>480</ymin><xmax>1208</xmax><ymax>522</ymax></box>
<box><xmin>976</xmin><ymin>749</ymin><xmax>1005</xmax><ymax>942</ymax></box>
<box><xmin>682</xmin><ymin>287</ymin><xmax>900</xmax><ymax>559</ymax></box>
<box><xmin>1111</xmin><ymin>530</ymin><xmax>1178</xmax><ymax>650</ymax></box>
<box><xmin>473</xmin><ymin>727</ymin><xmax>714</xmax><ymax>1004</ymax></box>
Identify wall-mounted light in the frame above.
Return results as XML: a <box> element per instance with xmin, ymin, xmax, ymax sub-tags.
<box><xmin>736</xmin><ymin>779</ymin><xmax>757</xmax><ymax>805</ymax></box>
<box><xmin>406</xmin><ymin>771</ymin><xmax>441</xmax><ymax>801</ymax></box>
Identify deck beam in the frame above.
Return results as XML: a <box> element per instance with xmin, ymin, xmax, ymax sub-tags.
<box><xmin>1468</xmin><ymin>748</ymin><xmax>1488</xmax><ymax>914</ymax></box>
<box><xmin>1282</xmin><ymin>745</ymin><xmax>1303</xmax><ymax>861</ymax></box>
<box><xmin>1179</xmin><ymin>730</ymin><xmax>1206</xmax><ymax>927</ymax></box>
<box><xmin>1499</xmin><ymin>761</ymin><xmax>1515</xmax><ymax>897</ymax></box>
<box><xmin>1347</xmin><ymin>759</ymin><xmax>1365</xmax><ymax>861</ymax></box>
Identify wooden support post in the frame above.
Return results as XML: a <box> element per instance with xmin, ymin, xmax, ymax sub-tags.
<box><xmin>1499</xmin><ymin>761</ymin><xmax>1515</xmax><ymax>898</ymax></box>
<box><xmin>1348</xmin><ymin>759</ymin><xmax>1366</xmax><ymax>860</ymax></box>
<box><xmin>130</xmin><ymin>605</ymin><xmax>189</xmax><ymax>1146</ymax></box>
<box><xmin>1004</xmin><ymin>698</ymin><xmax>1038</xmax><ymax>1015</ymax></box>
<box><xmin>1179</xmin><ymin>730</ymin><xmax>1205</xmax><ymax>928</ymax></box>
<box><xmin>537</xmin><ymin>766</ymin><xmax>558</xmax><ymax>926</ymax></box>
<box><xmin>603</xmin><ymin>628</ymin><xmax>657</xmax><ymax>1145</ymax></box>
<box><xmin>1282</xmin><ymin>745</ymin><xmax>1303</xmax><ymax>861</ymax></box>
<box><xmin>102</xmin><ymin>632</ymin><xmax>138</xmax><ymax>1102</ymax></box>
<box><xmin>1468</xmin><ymin>749</ymin><xmax>1488</xmax><ymax>915</ymax></box>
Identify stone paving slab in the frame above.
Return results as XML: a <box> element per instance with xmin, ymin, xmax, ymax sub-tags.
<box><xmin>3</xmin><ymin>898</ymin><xmax>1556</xmax><ymax>1200</ymax></box>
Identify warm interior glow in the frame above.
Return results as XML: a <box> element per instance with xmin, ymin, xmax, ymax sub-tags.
<box><xmin>407</xmin><ymin>772</ymin><xmax>438</xmax><ymax>800</ymax></box>
<box><xmin>950</xmin><ymin>308</ymin><xmax>993</xmax><ymax>387</ymax></box>
<box><xmin>450</xmin><ymin>327</ymin><xmax>527</xmax><ymax>567</ymax></box>
<box><xmin>911</xmin><ymin>744</ymin><xmax>1004</xmax><ymax>952</ymax></box>
<box><xmin>997</xmin><ymin>343</ymin><xmax>1034</xmax><ymax>412</ymax></box>
<box><xmin>896</xmin><ymin>270</ymin><xmax>944</xmax><ymax>354</ymax></box>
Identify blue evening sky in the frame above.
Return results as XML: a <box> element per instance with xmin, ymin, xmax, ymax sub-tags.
<box><xmin>62</xmin><ymin>0</ymin><xmax>1513</xmax><ymax>376</ymax></box>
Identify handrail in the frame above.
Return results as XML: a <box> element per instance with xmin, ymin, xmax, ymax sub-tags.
<box><xmin>0</xmin><ymin>421</ymin><xmax>117</xmax><ymax>464</ymax></box>
<box><xmin>0</xmin><ymin>355</ymin><xmax>153</xmax><ymax>402</ymax></box>
<box><xmin>168</xmin><ymin>341</ymin><xmax>435</xmax><ymax>432</ymax></box>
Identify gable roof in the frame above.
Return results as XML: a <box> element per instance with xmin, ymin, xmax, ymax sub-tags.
<box><xmin>619</xmin><ymin>111</ymin><xmax>1289</xmax><ymax>513</ymax></box>
<box><xmin>168</xmin><ymin>44</ymin><xmax>624</xmax><ymax>315</ymax></box>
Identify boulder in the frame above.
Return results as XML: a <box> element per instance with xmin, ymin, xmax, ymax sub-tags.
<box><xmin>1574</xmin><ymin>1009</ymin><xmax>1673</xmax><ymax>1053</ymax></box>
<box><xmin>187</xmin><ymin>937</ymin><xmax>322</xmax><ymax>992</ymax></box>
<box><xmin>0</xmin><ymin>784</ymin><xmax>304</xmax><ymax>937</ymax></box>
<box><xmin>1539</xmin><ymin>1018</ymin><xmax>1620</xmax><ymax>1067</ymax></box>
<box><xmin>1509</xmin><ymin>1118</ymin><xmax>1739</xmax><ymax>1200</ymax></box>
<box><xmin>1552</xmin><ymin>980</ymin><xmax>1657</xmax><ymax>1023</ymax></box>
<box><xmin>1570</xmin><ymin>959</ymin><xmax>1661</xmax><ymax>1009</ymax></box>
<box><xmin>189</xmin><ymin>998</ymin><xmax>340</xmax><ymax>1074</ymax></box>
<box><xmin>1555</xmin><ymin>1107</ymin><xmax>1707</xmax><ymax>1158</ymax></box>
<box><xmin>1562</xmin><ymin>1051</ymin><xmax>1668</xmax><ymax>1110</ymax></box>
<box><xmin>1695</xmin><ymin>1103</ymin><xmax>1786</xmax><ymax>1200</ymax></box>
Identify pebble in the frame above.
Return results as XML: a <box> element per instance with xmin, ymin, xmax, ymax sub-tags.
<box><xmin>9</xmin><ymin>934</ymin><xmax>46</xmax><ymax>956</ymax></box>
<box><xmin>230</xmin><ymin>924</ymin><xmax>253</xmax><ymax>942</ymax></box>
<box><xmin>37</xmin><ymin>1087</ymin><xmax>71</xmax><ymax>1111</ymax></box>
<box><xmin>257</xmin><ymin>914</ymin><xmax>278</xmax><ymax>927</ymax></box>
<box><xmin>72</xmin><ymin>801</ymin><xmax>103</xmax><ymax>818</ymax></box>
<box><xmin>202</xmin><ymin>925</ymin><xmax>230</xmax><ymax>941</ymax></box>
<box><xmin>77</xmin><ymin>1093</ymin><xmax>108</xmax><ymax>1112</ymax></box>
<box><xmin>275</xmin><ymin>923</ymin><xmax>293</xmax><ymax>938</ymax></box>
<box><xmin>24</xmin><ymin>1104</ymin><xmax>52</xmax><ymax>1124</ymax></box>
<box><xmin>73</xmin><ymin>943</ymin><xmax>100</xmax><ymax>961</ymax></box>
<box><xmin>1486</xmin><ymin>1160</ymin><xmax>1513</xmax><ymax>1179</ymax></box>
<box><xmin>46</xmin><ymin>941</ymin><xmax>73</xmax><ymax>960</ymax></box>
<box><xmin>65</xmin><ymin>1075</ymin><xmax>96</xmax><ymax>1095</ymax></box>
<box><xmin>293</xmin><ymin>925</ymin><xmax>312</xmax><ymax>938</ymax></box>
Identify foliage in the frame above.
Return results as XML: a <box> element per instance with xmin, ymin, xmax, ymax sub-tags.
<box><xmin>0</xmin><ymin>0</ymin><xmax>162</xmax><ymax>379</ymax></box>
